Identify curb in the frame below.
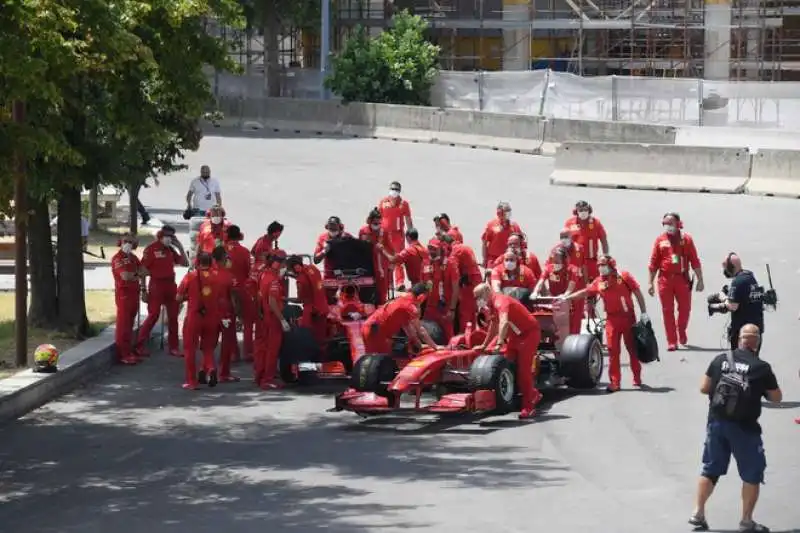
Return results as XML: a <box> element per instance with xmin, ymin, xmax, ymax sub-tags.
<box><xmin>0</xmin><ymin>306</ymin><xmax>165</xmax><ymax>425</ymax></box>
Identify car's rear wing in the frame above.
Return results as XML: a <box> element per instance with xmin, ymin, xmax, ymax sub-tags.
<box><xmin>322</xmin><ymin>275</ymin><xmax>376</xmax><ymax>290</ymax></box>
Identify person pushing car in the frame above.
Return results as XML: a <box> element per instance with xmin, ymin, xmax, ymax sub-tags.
<box><xmin>377</xmin><ymin>228</ymin><xmax>431</xmax><ymax>288</ymax></box>
<box><xmin>362</xmin><ymin>283</ymin><xmax>442</xmax><ymax>355</ymax></box>
<box><xmin>559</xmin><ymin>254</ymin><xmax>649</xmax><ymax>392</ymax></box>
<box><xmin>473</xmin><ymin>283</ymin><xmax>543</xmax><ymax>420</ymax></box>
<box><xmin>490</xmin><ymin>250</ymin><xmax>538</xmax><ymax>293</ymax></box>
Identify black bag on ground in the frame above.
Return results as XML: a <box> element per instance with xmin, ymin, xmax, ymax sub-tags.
<box><xmin>710</xmin><ymin>351</ymin><xmax>751</xmax><ymax>421</ymax></box>
<box><xmin>632</xmin><ymin>319</ymin><xmax>659</xmax><ymax>363</ymax></box>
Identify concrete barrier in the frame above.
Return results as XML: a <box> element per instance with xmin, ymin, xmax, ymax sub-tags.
<box><xmin>541</xmin><ymin>119</ymin><xmax>677</xmax><ymax>155</ymax></box>
<box><xmin>550</xmin><ymin>142</ymin><xmax>751</xmax><ymax>193</ymax></box>
<box><xmin>436</xmin><ymin>109</ymin><xmax>544</xmax><ymax>153</ymax></box>
<box><xmin>676</xmin><ymin>126</ymin><xmax>800</xmax><ymax>152</ymax></box>
<box><xmin>747</xmin><ymin>149</ymin><xmax>800</xmax><ymax>198</ymax></box>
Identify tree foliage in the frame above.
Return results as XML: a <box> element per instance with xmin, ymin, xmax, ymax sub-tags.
<box><xmin>0</xmin><ymin>0</ymin><xmax>244</xmax><ymax>336</ymax></box>
<box><xmin>324</xmin><ymin>11</ymin><xmax>440</xmax><ymax>106</ymax></box>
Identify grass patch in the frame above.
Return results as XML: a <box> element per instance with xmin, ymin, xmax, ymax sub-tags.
<box><xmin>0</xmin><ymin>290</ymin><xmax>117</xmax><ymax>378</ymax></box>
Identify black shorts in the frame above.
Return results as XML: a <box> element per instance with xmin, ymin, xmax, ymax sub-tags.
<box><xmin>701</xmin><ymin>419</ymin><xmax>766</xmax><ymax>485</ymax></box>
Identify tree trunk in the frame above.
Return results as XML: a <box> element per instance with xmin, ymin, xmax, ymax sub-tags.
<box><xmin>56</xmin><ymin>187</ymin><xmax>90</xmax><ymax>338</ymax></box>
<box><xmin>262</xmin><ymin>0</ymin><xmax>282</xmax><ymax>97</ymax></box>
<box><xmin>129</xmin><ymin>181</ymin><xmax>139</xmax><ymax>235</ymax></box>
<box><xmin>89</xmin><ymin>183</ymin><xmax>99</xmax><ymax>230</ymax></box>
<box><xmin>28</xmin><ymin>195</ymin><xmax>58</xmax><ymax>329</ymax></box>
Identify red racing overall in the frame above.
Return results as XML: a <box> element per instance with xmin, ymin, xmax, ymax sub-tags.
<box><xmin>359</xmin><ymin>224</ymin><xmax>392</xmax><ymax>304</ymax></box>
<box><xmin>362</xmin><ymin>294</ymin><xmax>420</xmax><ymax>354</ymax></box>
<box><xmin>225</xmin><ymin>239</ymin><xmax>254</xmax><ymax>359</ymax></box>
<box><xmin>296</xmin><ymin>263</ymin><xmax>330</xmax><ymax>343</ymax></box>
<box><xmin>447</xmin><ymin>243</ymin><xmax>482</xmax><ymax>333</ymax></box>
<box><xmin>255</xmin><ymin>268</ymin><xmax>286</xmax><ymax>388</ymax></box>
<box><xmin>111</xmin><ymin>250</ymin><xmax>142</xmax><ymax>365</ymax></box>
<box><xmin>378</xmin><ymin>195</ymin><xmax>412</xmax><ymax>287</ymax></box>
<box><xmin>137</xmin><ymin>241</ymin><xmax>181</xmax><ymax>356</ymax></box>
<box><xmin>178</xmin><ymin>268</ymin><xmax>226</xmax><ymax>388</ymax></box>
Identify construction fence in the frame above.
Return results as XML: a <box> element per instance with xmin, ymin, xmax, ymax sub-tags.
<box><xmin>211</xmin><ymin>68</ymin><xmax>800</xmax><ymax>130</ymax></box>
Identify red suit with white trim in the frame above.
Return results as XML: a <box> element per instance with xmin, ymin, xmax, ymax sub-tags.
<box><xmin>111</xmin><ymin>236</ymin><xmax>143</xmax><ymax>365</ymax></box>
<box><xmin>378</xmin><ymin>182</ymin><xmax>413</xmax><ymax>288</ymax></box>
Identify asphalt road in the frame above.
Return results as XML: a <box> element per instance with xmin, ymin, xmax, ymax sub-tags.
<box><xmin>1</xmin><ymin>134</ymin><xmax>799</xmax><ymax>533</ymax></box>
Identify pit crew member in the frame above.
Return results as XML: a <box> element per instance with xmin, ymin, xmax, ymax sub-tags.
<box><xmin>225</xmin><ymin>225</ymin><xmax>255</xmax><ymax>360</ymax></box>
<box><xmin>481</xmin><ymin>201</ymin><xmax>523</xmax><ymax>269</ymax></box>
<box><xmin>433</xmin><ymin>213</ymin><xmax>464</xmax><ymax>245</ymax></box>
<box><xmin>359</xmin><ymin>208</ymin><xmax>392</xmax><ymax>304</ymax></box>
<box><xmin>252</xmin><ymin>221</ymin><xmax>284</xmax><ymax>269</ymax></box>
<box><xmin>313</xmin><ymin>216</ymin><xmax>352</xmax><ymax>279</ymax></box>
<box><xmin>423</xmin><ymin>238</ymin><xmax>456</xmax><ymax>339</ymax></box>
<box><xmin>443</xmin><ymin>235</ymin><xmax>482</xmax><ymax>334</ymax></box>
<box><xmin>378</xmin><ymin>181</ymin><xmax>414</xmax><ymax>290</ymax></box>
<box><xmin>490</xmin><ymin>251</ymin><xmax>538</xmax><ymax>293</ymax></box>
<box><xmin>210</xmin><ymin>247</ymin><xmax>240</xmax><ymax>382</ymax></box>
<box><xmin>111</xmin><ymin>234</ymin><xmax>144</xmax><ymax>365</ymax></box>
<box><xmin>255</xmin><ymin>251</ymin><xmax>290</xmax><ymax>390</ymax></box>
<box><xmin>361</xmin><ymin>283</ymin><xmax>442</xmax><ymax>354</ymax></box>
<box><xmin>136</xmin><ymin>225</ymin><xmax>187</xmax><ymax>357</ymax></box>
<box><xmin>560</xmin><ymin>255</ymin><xmax>649</xmax><ymax>392</ymax></box>
<box><xmin>474</xmin><ymin>283</ymin><xmax>543</xmax><ymax>420</ymax></box>
<box><xmin>492</xmin><ymin>233</ymin><xmax>542</xmax><ymax>280</ymax></box>
<box><xmin>287</xmin><ymin>254</ymin><xmax>330</xmax><ymax>343</ymax></box>
<box><xmin>647</xmin><ymin>212</ymin><xmax>704</xmax><ymax>351</ymax></box>
<box><xmin>378</xmin><ymin>228</ymin><xmax>431</xmax><ymax>287</ymax></box>
<box><xmin>564</xmin><ymin>200</ymin><xmax>608</xmax><ymax>282</ymax></box>
<box><xmin>533</xmin><ymin>247</ymin><xmax>581</xmax><ymax>333</ymax></box>
<box><xmin>177</xmin><ymin>252</ymin><xmax>233</xmax><ymax>389</ymax></box>
<box><xmin>197</xmin><ymin>205</ymin><xmax>232</xmax><ymax>256</ymax></box>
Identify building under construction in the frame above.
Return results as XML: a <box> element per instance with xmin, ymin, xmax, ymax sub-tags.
<box><xmin>211</xmin><ymin>0</ymin><xmax>800</xmax><ymax>81</ymax></box>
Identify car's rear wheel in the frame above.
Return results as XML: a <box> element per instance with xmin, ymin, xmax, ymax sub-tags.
<box><xmin>468</xmin><ymin>354</ymin><xmax>516</xmax><ymax>414</ymax></box>
<box><xmin>278</xmin><ymin>326</ymin><xmax>322</xmax><ymax>385</ymax></box>
<box><xmin>350</xmin><ymin>354</ymin><xmax>398</xmax><ymax>398</ymax></box>
<box><xmin>559</xmin><ymin>334</ymin><xmax>604</xmax><ymax>389</ymax></box>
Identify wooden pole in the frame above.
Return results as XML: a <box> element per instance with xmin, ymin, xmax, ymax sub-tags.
<box><xmin>13</xmin><ymin>100</ymin><xmax>28</xmax><ymax>368</ymax></box>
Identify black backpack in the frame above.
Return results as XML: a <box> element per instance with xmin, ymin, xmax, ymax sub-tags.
<box><xmin>710</xmin><ymin>351</ymin><xmax>751</xmax><ymax>421</ymax></box>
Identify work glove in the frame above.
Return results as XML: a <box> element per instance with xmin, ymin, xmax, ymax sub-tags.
<box><xmin>640</xmin><ymin>312</ymin><xmax>650</xmax><ymax>324</ymax></box>
<box><xmin>281</xmin><ymin>319</ymin><xmax>291</xmax><ymax>332</ymax></box>
<box><xmin>221</xmin><ymin>318</ymin><xmax>231</xmax><ymax>328</ymax></box>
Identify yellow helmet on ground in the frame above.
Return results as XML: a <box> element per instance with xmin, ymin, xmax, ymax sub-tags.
<box><xmin>33</xmin><ymin>344</ymin><xmax>59</xmax><ymax>373</ymax></box>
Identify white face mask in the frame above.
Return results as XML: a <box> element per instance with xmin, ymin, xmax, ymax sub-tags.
<box><xmin>328</xmin><ymin>229</ymin><xmax>340</xmax><ymax>238</ymax></box>
<box><xmin>121</xmin><ymin>243</ymin><xmax>133</xmax><ymax>254</ymax></box>
<box><xmin>504</xmin><ymin>261</ymin><xmax>517</xmax><ymax>270</ymax></box>
<box><xmin>476</xmin><ymin>297</ymin><xmax>488</xmax><ymax>309</ymax></box>
<box><xmin>663</xmin><ymin>224</ymin><xmax>677</xmax><ymax>234</ymax></box>
<box><xmin>389</xmin><ymin>190</ymin><xmax>400</xmax><ymax>198</ymax></box>
<box><xmin>578</xmin><ymin>211</ymin><xmax>590</xmax><ymax>221</ymax></box>
<box><xmin>560</xmin><ymin>237</ymin><xmax>572</xmax><ymax>246</ymax></box>
<box><xmin>161</xmin><ymin>237</ymin><xmax>172</xmax><ymax>246</ymax></box>
<box><xmin>503</xmin><ymin>211</ymin><xmax>511</xmax><ymax>221</ymax></box>
<box><xmin>599</xmin><ymin>265</ymin><xmax>611</xmax><ymax>276</ymax></box>
<box><xmin>211</xmin><ymin>217</ymin><xmax>222</xmax><ymax>225</ymax></box>
<box><xmin>553</xmin><ymin>263</ymin><xmax>563</xmax><ymax>272</ymax></box>
<box><xmin>279</xmin><ymin>267</ymin><xmax>287</xmax><ymax>277</ymax></box>
<box><xmin>370</xmin><ymin>223</ymin><xmax>381</xmax><ymax>231</ymax></box>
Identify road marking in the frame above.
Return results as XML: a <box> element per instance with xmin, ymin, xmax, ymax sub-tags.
<box><xmin>115</xmin><ymin>448</ymin><xmax>143</xmax><ymax>463</ymax></box>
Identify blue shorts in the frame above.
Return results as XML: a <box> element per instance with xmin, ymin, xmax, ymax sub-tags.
<box><xmin>701</xmin><ymin>419</ymin><xmax>766</xmax><ymax>485</ymax></box>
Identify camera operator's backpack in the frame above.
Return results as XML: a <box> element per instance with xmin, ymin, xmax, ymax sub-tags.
<box><xmin>710</xmin><ymin>351</ymin><xmax>751</xmax><ymax>421</ymax></box>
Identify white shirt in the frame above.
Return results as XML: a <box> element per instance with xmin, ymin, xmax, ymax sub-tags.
<box><xmin>50</xmin><ymin>216</ymin><xmax>90</xmax><ymax>238</ymax></box>
<box><xmin>188</xmin><ymin>177</ymin><xmax>221</xmax><ymax>212</ymax></box>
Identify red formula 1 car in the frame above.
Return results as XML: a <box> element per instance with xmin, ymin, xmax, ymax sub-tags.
<box><xmin>332</xmin><ymin>288</ymin><xmax>604</xmax><ymax>416</ymax></box>
<box><xmin>278</xmin><ymin>237</ymin><xmax>447</xmax><ymax>385</ymax></box>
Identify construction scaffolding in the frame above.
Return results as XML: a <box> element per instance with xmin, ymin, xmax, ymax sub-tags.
<box><xmin>378</xmin><ymin>0</ymin><xmax>800</xmax><ymax>80</ymax></box>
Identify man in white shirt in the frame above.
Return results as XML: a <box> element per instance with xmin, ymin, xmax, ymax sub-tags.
<box><xmin>186</xmin><ymin>165</ymin><xmax>222</xmax><ymax>214</ymax></box>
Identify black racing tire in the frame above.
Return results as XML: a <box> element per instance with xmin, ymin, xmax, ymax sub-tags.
<box><xmin>420</xmin><ymin>319</ymin><xmax>446</xmax><ymax>346</ymax></box>
<box><xmin>350</xmin><ymin>353</ymin><xmax>398</xmax><ymax>398</ymax></box>
<box><xmin>278</xmin><ymin>326</ymin><xmax>322</xmax><ymax>385</ymax></box>
<box><xmin>559</xmin><ymin>334</ymin><xmax>604</xmax><ymax>389</ymax></box>
<box><xmin>283</xmin><ymin>304</ymin><xmax>303</xmax><ymax>325</ymax></box>
<box><xmin>468</xmin><ymin>354</ymin><xmax>516</xmax><ymax>414</ymax></box>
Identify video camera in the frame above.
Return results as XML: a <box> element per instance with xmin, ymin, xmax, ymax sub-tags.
<box><xmin>707</xmin><ymin>264</ymin><xmax>778</xmax><ymax>317</ymax></box>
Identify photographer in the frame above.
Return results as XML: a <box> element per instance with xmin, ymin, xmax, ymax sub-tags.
<box><xmin>708</xmin><ymin>253</ymin><xmax>765</xmax><ymax>354</ymax></box>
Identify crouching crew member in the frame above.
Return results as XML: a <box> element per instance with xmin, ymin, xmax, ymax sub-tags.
<box><xmin>647</xmin><ymin>212</ymin><xmax>704</xmax><ymax>351</ymax></box>
<box><xmin>287</xmin><ymin>255</ymin><xmax>330</xmax><ymax>343</ymax></box>
<box><xmin>137</xmin><ymin>225</ymin><xmax>187</xmax><ymax>357</ymax></box>
<box><xmin>112</xmin><ymin>234</ymin><xmax>144</xmax><ymax>365</ymax></box>
<box><xmin>473</xmin><ymin>283</ymin><xmax>543</xmax><ymax>420</ymax></box>
<box><xmin>362</xmin><ymin>284</ymin><xmax>441</xmax><ymax>354</ymax></box>
<box><xmin>533</xmin><ymin>247</ymin><xmax>581</xmax><ymax>333</ymax></box>
<box><xmin>177</xmin><ymin>252</ymin><xmax>233</xmax><ymax>390</ymax></box>
<box><xmin>560</xmin><ymin>255</ymin><xmax>649</xmax><ymax>392</ymax></box>
<box><xmin>255</xmin><ymin>251</ymin><xmax>290</xmax><ymax>390</ymax></box>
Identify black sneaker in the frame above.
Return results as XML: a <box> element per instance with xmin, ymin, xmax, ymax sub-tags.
<box><xmin>208</xmin><ymin>369</ymin><xmax>218</xmax><ymax>388</ymax></box>
<box><xmin>689</xmin><ymin>515</ymin><xmax>709</xmax><ymax>531</ymax></box>
<box><xmin>197</xmin><ymin>370</ymin><xmax>207</xmax><ymax>385</ymax></box>
<box><xmin>739</xmin><ymin>521</ymin><xmax>769</xmax><ymax>533</ymax></box>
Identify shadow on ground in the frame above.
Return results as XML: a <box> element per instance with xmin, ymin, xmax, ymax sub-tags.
<box><xmin>0</xmin><ymin>354</ymin><xmax>571</xmax><ymax>532</ymax></box>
